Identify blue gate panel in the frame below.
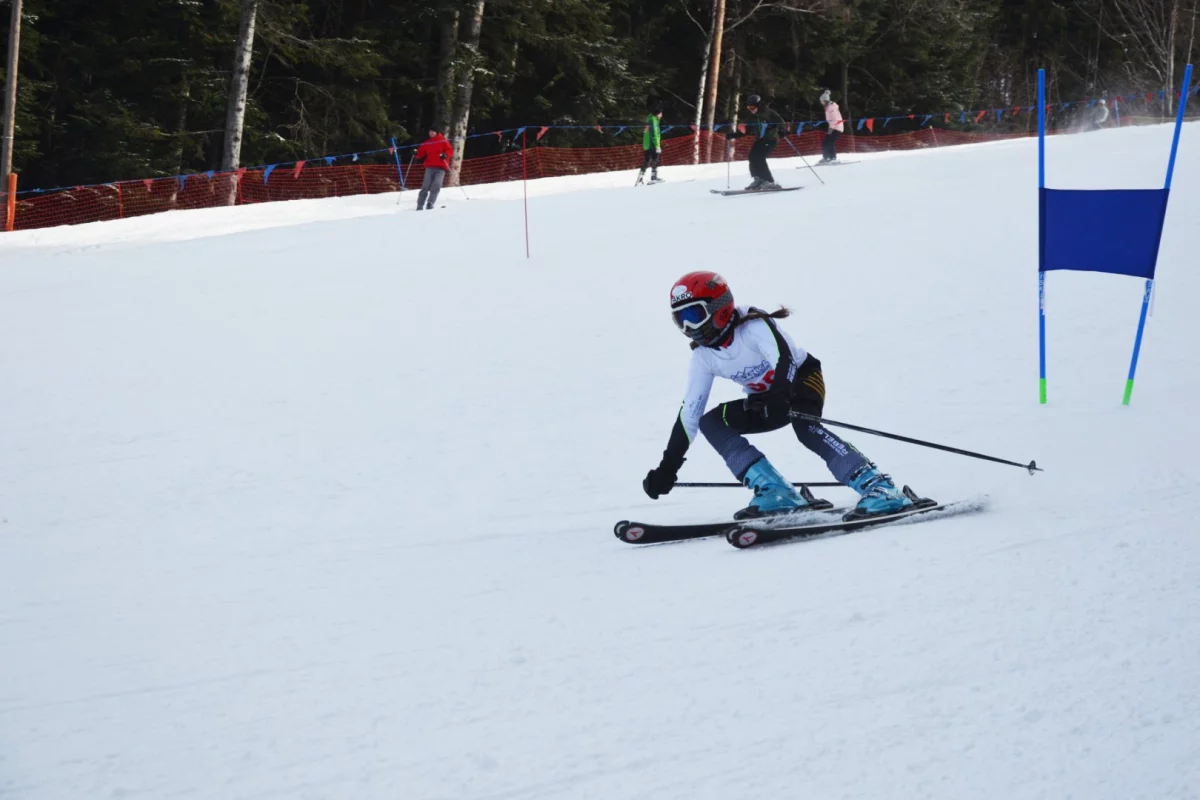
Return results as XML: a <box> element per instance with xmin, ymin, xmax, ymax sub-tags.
<box><xmin>1039</xmin><ymin>188</ymin><xmax>1169</xmax><ymax>278</ymax></box>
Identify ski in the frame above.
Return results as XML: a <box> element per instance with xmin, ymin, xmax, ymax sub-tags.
<box><xmin>615</xmin><ymin>519</ymin><xmax>736</xmax><ymax>545</ymax></box>
<box><xmin>616</xmin><ymin>487</ymin><xmax>839</xmax><ymax>545</ymax></box>
<box><xmin>616</xmin><ymin>505</ymin><xmax>849</xmax><ymax>545</ymax></box>
<box><xmin>711</xmin><ymin>187</ymin><xmax>802</xmax><ymax>197</ymax></box>
<box><xmin>804</xmin><ymin>160</ymin><xmax>860</xmax><ymax>168</ymax></box>
<box><xmin>726</xmin><ymin>487</ymin><xmax>984</xmax><ymax>549</ymax></box>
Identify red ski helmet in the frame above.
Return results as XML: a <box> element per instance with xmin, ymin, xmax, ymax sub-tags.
<box><xmin>670</xmin><ymin>271</ymin><xmax>736</xmax><ymax>346</ymax></box>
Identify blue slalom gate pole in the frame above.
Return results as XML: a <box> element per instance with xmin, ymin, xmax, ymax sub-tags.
<box><xmin>390</xmin><ymin>137</ymin><xmax>405</xmax><ymax>190</ymax></box>
<box><xmin>1122</xmin><ymin>63</ymin><xmax>1192</xmax><ymax>406</ymax></box>
<box><xmin>1124</xmin><ymin>280</ymin><xmax>1154</xmax><ymax>405</ymax></box>
<box><xmin>1038</xmin><ymin>272</ymin><xmax>1047</xmax><ymax>403</ymax></box>
<box><xmin>1162</xmin><ymin>64</ymin><xmax>1193</xmax><ymax>191</ymax></box>
<box><xmin>1037</xmin><ymin>69</ymin><xmax>1048</xmax><ymax>404</ymax></box>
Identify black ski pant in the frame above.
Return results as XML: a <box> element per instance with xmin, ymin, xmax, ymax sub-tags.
<box><xmin>823</xmin><ymin>130</ymin><xmax>841</xmax><ymax>161</ymax></box>
<box><xmin>641</xmin><ymin>149</ymin><xmax>660</xmax><ymax>172</ymax></box>
<box><xmin>698</xmin><ymin>355</ymin><xmax>872</xmax><ymax>484</ymax></box>
<box><xmin>748</xmin><ymin>139</ymin><xmax>777</xmax><ymax>182</ymax></box>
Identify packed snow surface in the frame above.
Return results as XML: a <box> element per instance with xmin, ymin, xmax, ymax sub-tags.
<box><xmin>2</xmin><ymin>125</ymin><xmax>1198</xmax><ymax>799</ymax></box>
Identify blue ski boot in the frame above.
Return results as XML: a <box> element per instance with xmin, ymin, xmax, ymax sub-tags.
<box><xmin>735</xmin><ymin>458</ymin><xmax>809</xmax><ymax>520</ymax></box>
<box><xmin>846</xmin><ymin>465</ymin><xmax>913</xmax><ymax>518</ymax></box>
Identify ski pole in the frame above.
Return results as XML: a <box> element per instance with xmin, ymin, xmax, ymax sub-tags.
<box><xmin>395</xmin><ymin>154</ymin><xmax>418</xmax><ymax>206</ymax></box>
<box><xmin>783</xmin><ymin>131</ymin><xmax>825</xmax><ymax>185</ymax></box>
<box><xmin>676</xmin><ymin>481</ymin><xmax>843</xmax><ymax>488</ymax></box>
<box><xmin>789</xmin><ymin>413</ymin><xmax>1042</xmax><ymax>474</ymax></box>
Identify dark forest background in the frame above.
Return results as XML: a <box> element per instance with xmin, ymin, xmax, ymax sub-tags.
<box><xmin>2</xmin><ymin>0</ymin><xmax>1196</xmax><ymax>189</ymax></box>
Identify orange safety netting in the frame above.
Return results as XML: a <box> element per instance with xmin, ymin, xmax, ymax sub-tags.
<box><xmin>4</xmin><ymin>128</ymin><xmax>1029</xmax><ymax>233</ymax></box>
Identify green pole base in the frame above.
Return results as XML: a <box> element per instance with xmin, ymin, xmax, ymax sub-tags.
<box><xmin>1039</xmin><ymin>378</ymin><xmax>1047</xmax><ymax>405</ymax></box>
<box><xmin>1122</xmin><ymin>378</ymin><xmax>1134</xmax><ymax>406</ymax></box>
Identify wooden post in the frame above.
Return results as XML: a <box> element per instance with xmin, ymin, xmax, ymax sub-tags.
<box><xmin>5</xmin><ymin>172</ymin><xmax>15</xmax><ymax>232</ymax></box>
<box><xmin>522</xmin><ymin>129</ymin><xmax>529</xmax><ymax>259</ymax></box>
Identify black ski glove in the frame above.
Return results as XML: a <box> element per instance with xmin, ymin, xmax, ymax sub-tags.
<box><xmin>643</xmin><ymin>460</ymin><xmax>683</xmax><ymax>499</ymax></box>
<box><xmin>745</xmin><ymin>390</ymin><xmax>791</xmax><ymax>420</ymax></box>
<box><xmin>743</xmin><ymin>393</ymin><xmax>771</xmax><ymax>419</ymax></box>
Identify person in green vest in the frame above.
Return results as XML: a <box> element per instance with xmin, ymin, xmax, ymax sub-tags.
<box><xmin>638</xmin><ymin>99</ymin><xmax>665</xmax><ymax>185</ymax></box>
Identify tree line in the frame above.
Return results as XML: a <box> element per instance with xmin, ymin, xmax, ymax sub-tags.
<box><xmin>1</xmin><ymin>0</ymin><xmax>1196</xmax><ymax>191</ymax></box>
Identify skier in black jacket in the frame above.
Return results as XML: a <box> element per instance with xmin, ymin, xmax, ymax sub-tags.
<box><xmin>727</xmin><ymin>94</ymin><xmax>787</xmax><ymax>190</ymax></box>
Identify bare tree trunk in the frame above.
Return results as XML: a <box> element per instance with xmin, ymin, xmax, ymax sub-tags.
<box><xmin>703</xmin><ymin>0</ymin><xmax>727</xmax><ymax>163</ymax></box>
<box><xmin>448</xmin><ymin>0</ymin><xmax>485</xmax><ymax>187</ymax></box>
<box><xmin>221</xmin><ymin>0</ymin><xmax>258</xmax><ymax>174</ymax></box>
<box><xmin>692</xmin><ymin>0</ymin><xmax>718</xmax><ymax>165</ymax></box>
<box><xmin>434</xmin><ymin>10</ymin><xmax>460</xmax><ymax>135</ymax></box>
<box><xmin>730</xmin><ymin>50</ymin><xmax>743</xmax><ymax>130</ymax></box>
<box><xmin>1090</xmin><ymin>0</ymin><xmax>1104</xmax><ymax>90</ymax></box>
<box><xmin>1185</xmin><ymin>0</ymin><xmax>1195</xmax><ymax>66</ymax></box>
<box><xmin>1186</xmin><ymin>0</ymin><xmax>1198</xmax><ymax>69</ymax></box>
<box><xmin>722</xmin><ymin>54</ymin><xmax>735</xmax><ymax>120</ymax></box>
<box><xmin>842</xmin><ymin>61</ymin><xmax>850</xmax><ymax>128</ymax></box>
<box><xmin>727</xmin><ymin>44</ymin><xmax>743</xmax><ymax>164</ymax></box>
<box><xmin>175</xmin><ymin>72</ymin><xmax>190</xmax><ymax>175</ymax></box>
<box><xmin>1167</xmin><ymin>0</ymin><xmax>1178</xmax><ymax>115</ymax></box>
<box><xmin>2</xmin><ymin>0</ymin><xmax>24</xmax><ymax>187</ymax></box>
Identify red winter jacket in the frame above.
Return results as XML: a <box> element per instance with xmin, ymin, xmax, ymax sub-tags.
<box><xmin>416</xmin><ymin>133</ymin><xmax>454</xmax><ymax>171</ymax></box>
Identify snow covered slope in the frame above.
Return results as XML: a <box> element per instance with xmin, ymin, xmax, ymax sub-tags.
<box><xmin>2</xmin><ymin>125</ymin><xmax>1198</xmax><ymax>800</ymax></box>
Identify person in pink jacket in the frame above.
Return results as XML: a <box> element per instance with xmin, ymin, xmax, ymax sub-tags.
<box><xmin>820</xmin><ymin>90</ymin><xmax>844</xmax><ymax>164</ymax></box>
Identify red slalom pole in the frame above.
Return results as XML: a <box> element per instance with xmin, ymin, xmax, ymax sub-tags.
<box><xmin>522</xmin><ymin>130</ymin><xmax>530</xmax><ymax>259</ymax></box>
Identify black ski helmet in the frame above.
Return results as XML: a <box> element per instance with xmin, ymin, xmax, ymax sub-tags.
<box><xmin>746</xmin><ymin>94</ymin><xmax>762</xmax><ymax>108</ymax></box>
<box><xmin>648</xmin><ymin>97</ymin><xmax>664</xmax><ymax>114</ymax></box>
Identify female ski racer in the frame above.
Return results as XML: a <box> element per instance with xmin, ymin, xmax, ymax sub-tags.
<box><xmin>642</xmin><ymin>271</ymin><xmax>914</xmax><ymax>519</ymax></box>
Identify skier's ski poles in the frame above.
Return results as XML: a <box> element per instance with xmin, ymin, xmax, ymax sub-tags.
<box><xmin>676</xmin><ymin>481</ymin><xmax>843</xmax><ymax>488</ymax></box>
<box><xmin>783</xmin><ymin>132</ymin><xmax>825</xmax><ymax>185</ymax></box>
<box><xmin>790</xmin><ymin>413</ymin><xmax>1042</xmax><ymax>474</ymax></box>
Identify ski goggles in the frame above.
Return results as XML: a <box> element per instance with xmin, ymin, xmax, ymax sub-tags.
<box><xmin>672</xmin><ymin>300</ymin><xmax>711</xmax><ymax>331</ymax></box>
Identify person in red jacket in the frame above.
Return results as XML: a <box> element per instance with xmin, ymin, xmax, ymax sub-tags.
<box><xmin>414</xmin><ymin>128</ymin><xmax>454</xmax><ymax>210</ymax></box>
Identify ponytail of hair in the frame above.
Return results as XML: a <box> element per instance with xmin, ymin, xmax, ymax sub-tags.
<box><xmin>733</xmin><ymin>306</ymin><xmax>791</xmax><ymax>328</ymax></box>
